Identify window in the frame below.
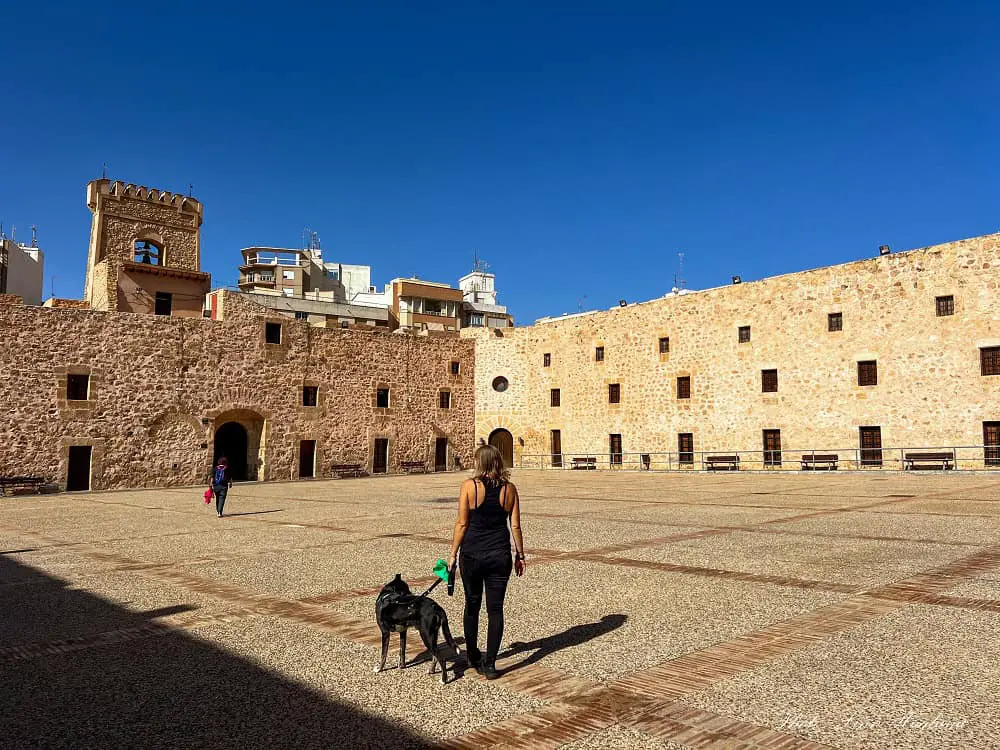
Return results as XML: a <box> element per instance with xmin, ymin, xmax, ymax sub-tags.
<box><xmin>677</xmin><ymin>376</ymin><xmax>691</xmax><ymax>400</ymax></box>
<box><xmin>828</xmin><ymin>312</ymin><xmax>842</xmax><ymax>332</ymax></box>
<box><xmin>678</xmin><ymin>433</ymin><xmax>694</xmax><ymax>465</ymax></box>
<box><xmin>425</xmin><ymin>299</ymin><xmax>443</xmax><ymax>315</ymax></box>
<box><xmin>376</xmin><ymin>388</ymin><xmax>390</xmax><ymax>408</ymax></box>
<box><xmin>133</xmin><ymin>239</ymin><xmax>161</xmax><ymax>265</ymax></box>
<box><xmin>738</xmin><ymin>326</ymin><xmax>751</xmax><ymax>344</ymax></box>
<box><xmin>450</xmin><ymin>361</ymin><xmax>460</xmax><ymax>375</ymax></box>
<box><xmin>492</xmin><ymin>376</ymin><xmax>509</xmax><ymax>392</ymax></box>
<box><xmin>66</xmin><ymin>374</ymin><xmax>90</xmax><ymax>401</ymax></box>
<box><xmin>858</xmin><ymin>360</ymin><xmax>878</xmax><ymax>386</ymax></box>
<box><xmin>469</xmin><ymin>313</ymin><xmax>484</xmax><ymax>326</ymax></box>
<box><xmin>340</xmin><ymin>320</ymin><xmax>350</xmax><ymax>329</ymax></box>
<box><xmin>265</xmin><ymin>322</ymin><xmax>282</xmax><ymax>344</ymax></box>
<box><xmin>439</xmin><ymin>391</ymin><xmax>451</xmax><ymax>409</ymax></box>
<box><xmin>282</xmin><ymin>270</ymin><xmax>295</xmax><ymax>280</ymax></box>
<box><xmin>550</xmin><ymin>388</ymin><xmax>561</xmax><ymax>407</ymax></box>
<box><xmin>762</xmin><ymin>369</ymin><xmax>778</xmax><ymax>393</ymax></box>
<box><xmin>860</xmin><ymin>426</ymin><xmax>883</xmax><ymax>467</ymax></box>
<box><xmin>302</xmin><ymin>386</ymin><xmax>318</xmax><ymax>407</ymax></box>
<box><xmin>936</xmin><ymin>295</ymin><xmax>954</xmax><ymax>317</ymax></box>
<box><xmin>609</xmin><ymin>434</ymin><xmax>623</xmax><ymax>465</ymax></box>
<box><xmin>294</xmin><ymin>311</ymin><xmax>308</xmax><ymax>320</ymax></box>
<box><xmin>608</xmin><ymin>383</ymin><xmax>621</xmax><ymax>404</ymax></box>
<box><xmin>984</xmin><ymin>422</ymin><xmax>1000</xmax><ymax>467</ymax></box>
<box><xmin>154</xmin><ymin>292</ymin><xmax>172</xmax><ymax>316</ymax></box>
<box><xmin>282</xmin><ymin>288</ymin><xmax>294</xmax><ymax>297</ymax></box>
<box><xmin>595</xmin><ymin>346</ymin><xmax>605</xmax><ymax>362</ymax></box>
<box><xmin>543</xmin><ymin>353</ymin><xmax>551</xmax><ymax>367</ymax></box>
<box><xmin>981</xmin><ymin>347</ymin><xmax>1000</xmax><ymax>376</ymax></box>
<box><xmin>763</xmin><ymin>429</ymin><xmax>782</xmax><ymax>467</ymax></box>
<box><xmin>658</xmin><ymin>337</ymin><xmax>669</xmax><ymax>354</ymax></box>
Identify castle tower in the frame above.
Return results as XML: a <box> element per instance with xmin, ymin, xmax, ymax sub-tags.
<box><xmin>83</xmin><ymin>179</ymin><xmax>210</xmax><ymax>317</ymax></box>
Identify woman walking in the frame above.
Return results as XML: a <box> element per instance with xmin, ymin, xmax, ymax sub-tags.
<box><xmin>448</xmin><ymin>445</ymin><xmax>526</xmax><ymax>679</ymax></box>
<box><xmin>209</xmin><ymin>457</ymin><xmax>233</xmax><ymax>518</ymax></box>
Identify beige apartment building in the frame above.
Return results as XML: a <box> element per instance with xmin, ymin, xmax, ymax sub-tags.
<box><xmin>391</xmin><ymin>278</ymin><xmax>464</xmax><ymax>332</ymax></box>
<box><xmin>468</xmin><ymin>232</ymin><xmax>1000</xmax><ymax>471</ymax></box>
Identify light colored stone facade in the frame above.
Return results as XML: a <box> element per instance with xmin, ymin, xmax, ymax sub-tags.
<box><xmin>0</xmin><ymin>291</ymin><xmax>474</xmax><ymax>490</ymax></box>
<box><xmin>467</xmin><ymin>232</ymin><xmax>1000</xmax><ymax>468</ymax></box>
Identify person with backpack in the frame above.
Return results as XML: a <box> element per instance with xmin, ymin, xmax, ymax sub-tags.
<box><xmin>209</xmin><ymin>457</ymin><xmax>233</xmax><ymax>517</ymax></box>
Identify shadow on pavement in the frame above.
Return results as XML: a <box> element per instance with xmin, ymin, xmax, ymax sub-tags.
<box><xmin>0</xmin><ymin>554</ymin><xmax>432</xmax><ymax>749</ymax></box>
<box><xmin>498</xmin><ymin>613</ymin><xmax>628</xmax><ymax>674</ymax></box>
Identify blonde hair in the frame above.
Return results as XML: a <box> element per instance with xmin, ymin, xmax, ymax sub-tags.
<box><xmin>473</xmin><ymin>444</ymin><xmax>510</xmax><ymax>483</ymax></box>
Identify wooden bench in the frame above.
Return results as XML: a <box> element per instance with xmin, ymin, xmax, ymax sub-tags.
<box><xmin>401</xmin><ymin>461</ymin><xmax>427</xmax><ymax>474</ymax></box>
<box><xmin>800</xmin><ymin>454</ymin><xmax>839</xmax><ymax>471</ymax></box>
<box><xmin>704</xmin><ymin>455</ymin><xmax>740</xmax><ymax>471</ymax></box>
<box><xmin>0</xmin><ymin>476</ymin><xmax>48</xmax><ymax>497</ymax></box>
<box><xmin>570</xmin><ymin>457</ymin><xmax>597</xmax><ymax>470</ymax></box>
<box><xmin>903</xmin><ymin>451</ymin><xmax>955</xmax><ymax>471</ymax></box>
<box><xmin>331</xmin><ymin>463</ymin><xmax>368</xmax><ymax>479</ymax></box>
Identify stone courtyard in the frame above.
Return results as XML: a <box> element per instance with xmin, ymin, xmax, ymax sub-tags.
<box><xmin>2</xmin><ymin>471</ymin><xmax>999</xmax><ymax>749</ymax></box>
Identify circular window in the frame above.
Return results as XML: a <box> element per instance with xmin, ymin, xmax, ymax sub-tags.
<box><xmin>492</xmin><ymin>376</ymin><xmax>509</xmax><ymax>392</ymax></box>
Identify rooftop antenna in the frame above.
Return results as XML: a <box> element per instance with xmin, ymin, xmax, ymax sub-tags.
<box><xmin>31</xmin><ymin>225</ymin><xmax>37</xmax><ymax>248</ymax></box>
<box><xmin>102</xmin><ymin>163</ymin><xmax>107</xmax><ymax>179</ymax></box>
<box><xmin>188</xmin><ymin>183</ymin><xmax>193</xmax><ymax>197</ymax></box>
<box><xmin>673</xmin><ymin>251</ymin><xmax>686</xmax><ymax>290</ymax></box>
<box><xmin>50</xmin><ymin>275</ymin><xmax>56</xmax><ymax>300</ymax></box>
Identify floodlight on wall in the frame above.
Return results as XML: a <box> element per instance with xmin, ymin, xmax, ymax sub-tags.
<box><xmin>732</xmin><ymin>276</ymin><xmax>742</xmax><ymax>284</ymax></box>
<box><xmin>878</xmin><ymin>245</ymin><xmax>891</xmax><ymax>256</ymax></box>
<box><xmin>618</xmin><ymin>299</ymin><xmax>627</xmax><ymax>307</ymax></box>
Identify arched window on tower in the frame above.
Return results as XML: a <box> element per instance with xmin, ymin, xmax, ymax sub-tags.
<box><xmin>134</xmin><ymin>239</ymin><xmax>162</xmax><ymax>265</ymax></box>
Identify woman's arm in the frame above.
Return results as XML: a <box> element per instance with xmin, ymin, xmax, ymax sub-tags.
<box><xmin>509</xmin><ymin>484</ymin><xmax>526</xmax><ymax>576</ymax></box>
<box><xmin>448</xmin><ymin>480</ymin><xmax>472</xmax><ymax>567</ymax></box>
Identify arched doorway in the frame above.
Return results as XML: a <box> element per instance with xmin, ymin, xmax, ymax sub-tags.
<box><xmin>488</xmin><ymin>428</ymin><xmax>514</xmax><ymax>469</ymax></box>
<box><xmin>214</xmin><ymin>422</ymin><xmax>249</xmax><ymax>480</ymax></box>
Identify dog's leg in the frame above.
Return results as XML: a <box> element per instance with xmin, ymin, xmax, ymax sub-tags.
<box><xmin>374</xmin><ymin>629</ymin><xmax>390</xmax><ymax>674</ymax></box>
<box><xmin>442</xmin><ymin>619</ymin><xmax>459</xmax><ymax>659</ymax></box>
<box><xmin>427</xmin><ymin>624</ymin><xmax>448</xmax><ymax>683</ymax></box>
<box><xmin>398</xmin><ymin>629</ymin><xmax>407</xmax><ymax>669</ymax></box>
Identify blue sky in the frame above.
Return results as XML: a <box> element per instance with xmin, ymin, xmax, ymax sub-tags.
<box><xmin>2</xmin><ymin>2</ymin><xmax>998</xmax><ymax>323</ymax></box>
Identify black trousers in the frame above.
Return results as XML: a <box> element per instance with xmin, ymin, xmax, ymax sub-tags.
<box><xmin>213</xmin><ymin>485</ymin><xmax>228</xmax><ymax>515</ymax></box>
<box><xmin>459</xmin><ymin>549</ymin><xmax>512</xmax><ymax>663</ymax></box>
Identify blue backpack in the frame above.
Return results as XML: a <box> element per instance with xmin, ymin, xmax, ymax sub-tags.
<box><xmin>213</xmin><ymin>465</ymin><xmax>227</xmax><ymax>486</ymax></box>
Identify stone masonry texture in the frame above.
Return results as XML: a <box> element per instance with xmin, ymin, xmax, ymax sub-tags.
<box><xmin>466</xmin><ymin>232</ymin><xmax>1000</xmax><ymax>466</ymax></box>
<box><xmin>0</xmin><ymin>291</ymin><xmax>474</xmax><ymax>490</ymax></box>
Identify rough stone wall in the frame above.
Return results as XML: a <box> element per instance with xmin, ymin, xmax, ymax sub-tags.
<box><xmin>468</xmin><ymin>232</ymin><xmax>1000</xmax><ymax>466</ymax></box>
<box><xmin>0</xmin><ymin>291</ymin><xmax>474</xmax><ymax>490</ymax></box>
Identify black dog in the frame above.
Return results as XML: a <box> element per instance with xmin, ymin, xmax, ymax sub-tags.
<box><xmin>374</xmin><ymin>574</ymin><xmax>459</xmax><ymax>683</ymax></box>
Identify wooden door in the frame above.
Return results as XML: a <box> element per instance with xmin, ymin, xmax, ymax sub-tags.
<box><xmin>488</xmin><ymin>429</ymin><xmax>514</xmax><ymax>468</ymax></box>
<box><xmin>859</xmin><ymin>426</ymin><xmax>882</xmax><ymax>467</ymax></box>
<box><xmin>434</xmin><ymin>437</ymin><xmax>448</xmax><ymax>472</ymax></box>
<box><xmin>984</xmin><ymin>422</ymin><xmax>1000</xmax><ymax>467</ymax></box>
<box><xmin>67</xmin><ymin>446</ymin><xmax>92</xmax><ymax>491</ymax></box>
<box><xmin>763</xmin><ymin>429</ymin><xmax>782</xmax><ymax>467</ymax></box>
<box><xmin>550</xmin><ymin>430</ymin><xmax>562</xmax><ymax>468</ymax></box>
<box><xmin>609</xmin><ymin>434</ymin><xmax>623</xmax><ymax>466</ymax></box>
<box><xmin>678</xmin><ymin>433</ymin><xmax>694</xmax><ymax>465</ymax></box>
<box><xmin>298</xmin><ymin>440</ymin><xmax>315</xmax><ymax>479</ymax></box>
<box><xmin>373</xmin><ymin>438</ymin><xmax>389</xmax><ymax>474</ymax></box>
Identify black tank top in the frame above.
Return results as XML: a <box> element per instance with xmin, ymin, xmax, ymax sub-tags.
<box><xmin>463</xmin><ymin>478</ymin><xmax>511</xmax><ymax>555</ymax></box>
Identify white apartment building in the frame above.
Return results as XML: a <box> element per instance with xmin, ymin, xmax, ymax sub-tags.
<box><xmin>0</xmin><ymin>234</ymin><xmax>44</xmax><ymax>305</ymax></box>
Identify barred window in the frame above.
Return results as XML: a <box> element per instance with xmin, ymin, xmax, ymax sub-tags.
<box><xmin>981</xmin><ymin>347</ymin><xmax>1000</xmax><ymax>376</ymax></box>
<box><xmin>738</xmin><ymin>326</ymin><xmax>751</xmax><ymax>344</ymax></box>
<box><xmin>608</xmin><ymin>383</ymin><xmax>621</xmax><ymax>404</ymax></box>
<box><xmin>762</xmin><ymin>369</ymin><xmax>778</xmax><ymax>393</ymax></box>
<box><xmin>595</xmin><ymin>346</ymin><xmax>605</xmax><ymax>362</ymax></box>
<box><xmin>828</xmin><ymin>312</ymin><xmax>842</xmax><ymax>332</ymax></box>
<box><xmin>677</xmin><ymin>376</ymin><xmax>691</xmax><ymax>399</ymax></box>
<box><xmin>936</xmin><ymin>295</ymin><xmax>954</xmax><ymax>317</ymax></box>
<box><xmin>658</xmin><ymin>337</ymin><xmax>669</xmax><ymax>354</ymax></box>
<box><xmin>543</xmin><ymin>353</ymin><xmax>551</xmax><ymax>367</ymax></box>
<box><xmin>550</xmin><ymin>388</ymin><xmax>561</xmax><ymax>407</ymax></box>
<box><xmin>678</xmin><ymin>433</ymin><xmax>694</xmax><ymax>464</ymax></box>
<box><xmin>858</xmin><ymin>360</ymin><xmax>878</xmax><ymax>387</ymax></box>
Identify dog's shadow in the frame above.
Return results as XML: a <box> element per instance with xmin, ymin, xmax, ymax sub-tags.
<box><xmin>497</xmin><ymin>614</ymin><xmax>628</xmax><ymax>675</ymax></box>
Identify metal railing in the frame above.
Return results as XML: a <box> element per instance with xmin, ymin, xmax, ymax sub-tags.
<box><xmin>518</xmin><ymin>445</ymin><xmax>1000</xmax><ymax>472</ymax></box>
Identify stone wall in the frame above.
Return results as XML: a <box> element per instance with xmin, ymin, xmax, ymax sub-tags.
<box><xmin>467</xmin><ymin>232</ymin><xmax>1000</xmax><ymax>467</ymax></box>
<box><xmin>0</xmin><ymin>291</ymin><xmax>474</xmax><ymax>490</ymax></box>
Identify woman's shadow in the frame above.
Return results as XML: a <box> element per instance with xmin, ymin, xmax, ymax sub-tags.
<box><xmin>496</xmin><ymin>614</ymin><xmax>627</xmax><ymax>675</ymax></box>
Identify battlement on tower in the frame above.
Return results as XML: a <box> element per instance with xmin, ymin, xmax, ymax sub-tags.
<box><xmin>87</xmin><ymin>178</ymin><xmax>203</xmax><ymax>225</ymax></box>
